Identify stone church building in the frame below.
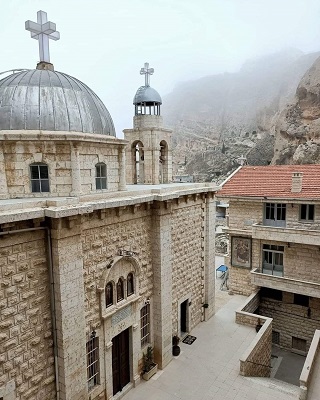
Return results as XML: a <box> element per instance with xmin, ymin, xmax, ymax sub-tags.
<box><xmin>0</xmin><ymin>11</ymin><xmax>217</xmax><ymax>400</ymax></box>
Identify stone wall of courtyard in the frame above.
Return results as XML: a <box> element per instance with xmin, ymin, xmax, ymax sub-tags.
<box><xmin>236</xmin><ymin>293</ymin><xmax>272</xmax><ymax>378</ymax></box>
<box><xmin>259</xmin><ymin>293</ymin><xmax>320</xmax><ymax>352</ymax></box>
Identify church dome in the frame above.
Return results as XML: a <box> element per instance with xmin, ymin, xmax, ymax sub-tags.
<box><xmin>0</xmin><ymin>69</ymin><xmax>116</xmax><ymax>136</ymax></box>
<box><xmin>133</xmin><ymin>86</ymin><xmax>162</xmax><ymax>105</ymax></box>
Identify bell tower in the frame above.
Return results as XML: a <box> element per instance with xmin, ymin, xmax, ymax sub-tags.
<box><xmin>124</xmin><ymin>62</ymin><xmax>172</xmax><ymax>185</ymax></box>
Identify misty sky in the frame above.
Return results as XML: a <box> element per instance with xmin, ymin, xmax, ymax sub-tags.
<box><xmin>0</xmin><ymin>0</ymin><xmax>319</xmax><ymax>136</ymax></box>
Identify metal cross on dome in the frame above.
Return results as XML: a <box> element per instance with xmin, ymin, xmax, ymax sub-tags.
<box><xmin>25</xmin><ymin>10</ymin><xmax>60</xmax><ymax>64</ymax></box>
<box><xmin>140</xmin><ymin>62</ymin><xmax>154</xmax><ymax>87</ymax></box>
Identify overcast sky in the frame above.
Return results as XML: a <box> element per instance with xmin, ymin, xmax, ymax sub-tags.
<box><xmin>0</xmin><ymin>0</ymin><xmax>319</xmax><ymax>136</ymax></box>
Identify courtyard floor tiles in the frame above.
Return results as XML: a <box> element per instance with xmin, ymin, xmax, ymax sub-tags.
<box><xmin>123</xmin><ymin>294</ymin><xmax>300</xmax><ymax>400</ymax></box>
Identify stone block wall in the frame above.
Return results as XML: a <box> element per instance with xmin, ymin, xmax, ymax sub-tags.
<box><xmin>230</xmin><ymin>237</ymin><xmax>320</xmax><ymax>295</ymax></box>
<box><xmin>286</xmin><ymin>204</ymin><xmax>320</xmax><ymax>230</ymax></box>
<box><xmin>1</xmin><ymin>134</ymin><xmax>124</xmax><ymax>198</ymax></box>
<box><xmin>283</xmin><ymin>243</ymin><xmax>320</xmax><ymax>283</ymax></box>
<box><xmin>79</xmin><ymin>145</ymin><xmax>120</xmax><ymax>193</ymax></box>
<box><xmin>171</xmin><ymin>199</ymin><xmax>205</xmax><ymax>334</ymax></box>
<box><xmin>225</xmin><ymin>253</ymin><xmax>256</xmax><ymax>296</ymax></box>
<box><xmin>228</xmin><ymin>201</ymin><xmax>320</xmax><ymax>232</ymax></box>
<box><xmin>239</xmin><ymin>319</ymin><xmax>272</xmax><ymax>377</ymax></box>
<box><xmin>259</xmin><ymin>293</ymin><xmax>320</xmax><ymax>352</ymax></box>
<box><xmin>123</xmin><ymin>125</ymin><xmax>173</xmax><ymax>185</ymax></box>
<box><xmin>251</xmin><ymin>239</ymin><xmax>320</xmax><ymax>284</ymax></box>
<box><xmin>81</xmin><ymin>205</ymin><xmax>153</xmax><ymax>332</ymax></box>
<box><xmin>228</xmin><ymin>200</ymin><xmax>262</xmax><ymax>230</ymax></box>
<box><xmin>0</xmin><ymin>228</ymin><xmax>56</xmax><ymax>400</ymax></box>
<box><xmin>237</xmin><ymin>293</ymin><xmax>272</xmax><ymax>378</ymax></box>
<box><xmin>299</xmin><ymin>330</ymin><xmax>320</xmax><ymax>400</ymax></box>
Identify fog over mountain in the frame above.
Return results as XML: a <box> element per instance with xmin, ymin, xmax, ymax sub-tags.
<box><xmin>162</xmin><ymin>49</ymin><xmax>320</xmax><ymax>181</ymax></box>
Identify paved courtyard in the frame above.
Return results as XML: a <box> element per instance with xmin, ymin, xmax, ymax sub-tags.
<box><xmin>123</xmin><ymin>294</ymin><xmax>300</xmax><ymax>400</ymax></box>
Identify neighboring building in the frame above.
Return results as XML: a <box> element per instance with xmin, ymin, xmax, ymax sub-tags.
<box><xmin>215</xmin><ymin>201</ymin><xmax>228</xmax><ymax>221</ymax></box>
<box><xmin>0</xmin><ymin>12</ymin><xmax>217</xmax><ymax>400</ymax></box>
<box><xmin>218</xmin><ymin>165</ymin><xmax>320</xmax><ymax>354</ymax></box>
<box><xmin>172</xmin><ymin>175</ymin><xmax>194</xmax><ymax>183</ymax></box>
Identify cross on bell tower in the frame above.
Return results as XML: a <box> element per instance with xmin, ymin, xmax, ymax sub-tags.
<box><xmin>140</xmin><ymin>62</ymin><xmax>154</xmax><ymax>87</ymax></box>
<box><xmin>25</xmin><ymin>10</ymin><xmax>60</xmax><ymax>64</ymax></box>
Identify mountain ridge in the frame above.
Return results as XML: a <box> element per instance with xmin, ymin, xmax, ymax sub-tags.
<box><xmin>162</xmin><ymin>49</ymin><xmax>320</xmax><ymax>181</ymax></box>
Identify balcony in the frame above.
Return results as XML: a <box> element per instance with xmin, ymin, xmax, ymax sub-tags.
<box><xmin>251</xmin><ymin>268</ymin><xmax>320</xmax><ymax>298</ymax></box>
<box><xmin>252</xmin><ymin>223</ymin><xmax>320</xmax><ymax>246</ymax></box>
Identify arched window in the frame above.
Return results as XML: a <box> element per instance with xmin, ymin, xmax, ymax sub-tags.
<box><xmin>30</xmin><ymin>163</ymin><xmax>50</xmax><ymax>193</ymax></box>
<box><xmin>132</xmin><ymin>141</ymin><xmax>144</xmax><ymax>184</ymax></box>
<box><xmin>117</xmin><ymin>278</ymin><xmax>124</xmax><ymax>302</ymax></box>
<box><xmin>95</xmin><ymin>163</ymin><xmax>107</xmax><ymax>190</ymax></box>
<box><xmin>105</xmin><ymin>282</ymin><xmax>113</xmax><ymax>308</ymax></box>
<box><xmin>127</xmin><ymin>273</ymin><xmax>134</xmax><ymax>296</ymax></box>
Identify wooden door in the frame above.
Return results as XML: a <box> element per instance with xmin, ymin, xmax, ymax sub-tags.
<box><xmin>180</xmin><ymin>300</ymin><xmax>188</xmax><ymax>333</ymax></box>
<box><xmin>112</xmin><ymin>328</ymin><xmax>130</xmax><ymax>395</ymax></box>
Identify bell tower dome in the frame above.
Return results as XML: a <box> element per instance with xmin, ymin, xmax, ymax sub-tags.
<box><xmin>124</xmin><ymin>63</ymin><xmax>172</xmax><ymax>185</ymax></box>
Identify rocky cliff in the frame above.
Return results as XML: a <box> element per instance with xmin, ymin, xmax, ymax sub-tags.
<box><xmin>162</xmin><ymin>49</ymin><xmax>320</xmax><ymax>181</ymax></box>
<box><xmin>272</xmin><ymin>55</ymin><xmax>320</xmax><ymax>165</ymax></box>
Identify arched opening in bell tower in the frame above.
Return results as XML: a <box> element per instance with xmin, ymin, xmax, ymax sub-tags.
<box><xmin>132</xmin><ymin>141</ymin><xmax>145</xmax><ymax>184</ymax></box>
<box><xmin>135</xmin><ymin>101</ymin><xmax>160</xmax><ymax>116</ymax></box>
<box><xmin>159</xmin><ymin>140</ymin><xmax>168</xmax><ymax>184</ymax></box>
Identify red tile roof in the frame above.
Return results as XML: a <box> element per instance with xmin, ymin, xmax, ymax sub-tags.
<box><xmin>218</xmin><ymin>165</ymin><xmax>320</xmax><ymax>199</ymax></box>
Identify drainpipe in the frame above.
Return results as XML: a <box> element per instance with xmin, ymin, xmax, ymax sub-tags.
<box><xmin>0</xmin><ymin>226</ymin><xmax>60</xmax><ymax>400</ymax></box>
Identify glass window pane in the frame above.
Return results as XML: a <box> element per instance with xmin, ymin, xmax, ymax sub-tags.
<box><xmin>277</xmin><ymin>204</ymin><xmax>286</xmax><ymax>220</ymax></box>
<box><xmin>39</xmin><ymin>165</ymin><xmax>49</xmax><ymax>179</ymax></box>
<box><xmin>106</xmin><ymin>283</ymin><xmax>113</xmax><ymax>307</ymax></box>
<box><xmin>30</xmin><ymin>165</ymin><xmax>40</xmax><ymax>179</ymax></box>
<box><xmin>266</xmin><ymin>204</ymin><xmax>270</xmax><ymax>219</ymax></box>
<box><xmin>270</xmin><ymin>204</ymin><xmax>274</xmax><ymax>219</ymax></box>
<box><xmin>96</xmin><ymin>178</ymin><xmax>101</xmax><ymax>190</ymax></box>
<box><xmin>308</xmin><ymin>205</ymin><xmax>314</xmax><ymax>220</ymax></box>
<box><xmin>41</xmin><ymin>179</ymin><xmax>50</xmax><ymax>192</ymax></box>
<box><xmin>31</xmin><ymin>180</ymin><xmax>40</xmax><ymax>192</ymax></box>
<box><xmin>300</xmin><ymin>204</ymin><xmax>307</xmax><ymax>220</ymax></box>
<box><xmin>117</xmin><ymin>279</ymin><xmax>124</xmax><ymax>302</ymax></box>
<box><xmin>100</xmin><ymin>178</ymin><xmax>107</xmax><ymax>189</ymax></box>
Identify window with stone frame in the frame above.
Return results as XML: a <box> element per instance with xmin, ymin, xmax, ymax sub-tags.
<box><xmin>105</xmin><ymin>282</ymin><xmax>113</xmax><ymax>307</ymax></box>
<box><xmin>86</xmin><ymin>335</ymin><xmax>100</xmax><ymax>391</ymax></box>
<box><xmin>30</xmin><ymin>163</ymin><xmax>50</xmax><ymax>193</ymax></box>
<box><xmin>127</xmin><ymin>273</ymin><xmax>134</xmax><ymax>296</ymax></box>
<box><xmin>264</xmin><ymin>203</ymin><xmax>286</xmax><ymax>227</ymax></box>
<box><xmin>262</xmin><ymin>244</ymin><xmax>284</xmax><ymax>276</ymax></box>
<box><xmin>95</xmin><ymin>163</ymin><xmax>107</xmax><ymax>190</ymax></box>
<box><xmin>299</xmin><ymin>204</ymin><xmax>314</xmax><ymax>222</ymax></box>
<box><xmin>117</xmin><ymin>278</ymin><xmax>124</xmax><ymax>302</ymax></box>
<box><xmin>140</xmin><ymin>304</ymin><xmax>150</xmax><ymax>347</ymax></box>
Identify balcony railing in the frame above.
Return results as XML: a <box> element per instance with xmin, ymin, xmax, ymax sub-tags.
<box><xmin>252</xmin><ymin>223</ymin><xmax>320</xmax><ymax>246</ymax></box>
<box><xmin>251</xmin><ymin>268</ymin><xmax>320</xmax><ymax>298</ymax></box>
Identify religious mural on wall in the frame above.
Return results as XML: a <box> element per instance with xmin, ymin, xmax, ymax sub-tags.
<box><xmin>231</xmin><ymin>236</ymin><xmax>251</xmax><ymax>268</ymax></box>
